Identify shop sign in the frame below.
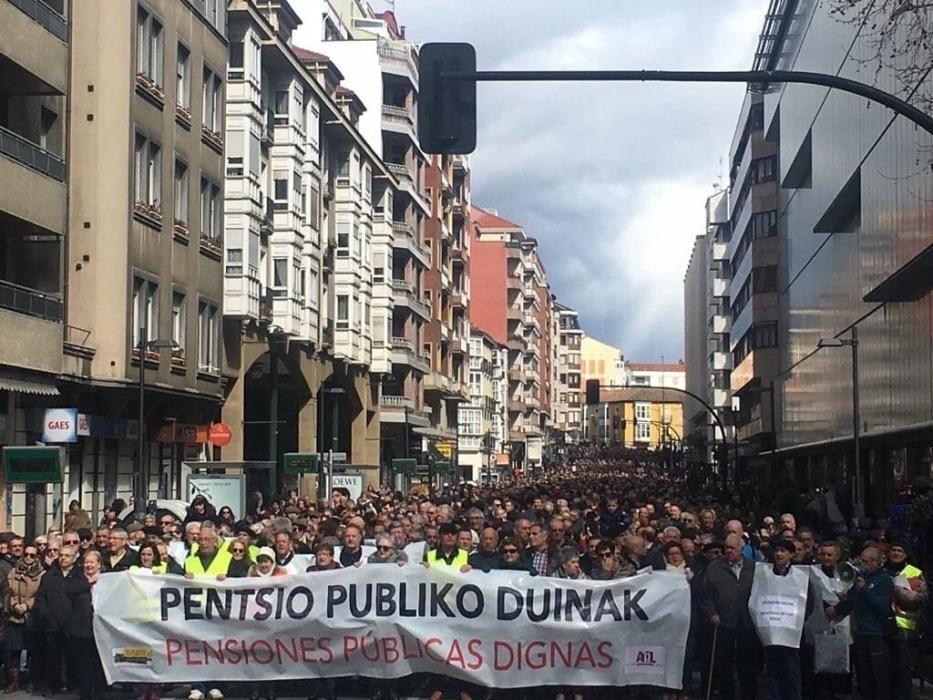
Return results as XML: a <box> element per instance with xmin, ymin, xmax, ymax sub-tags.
<box><xmin>41</xmin><ymin>408</ymin><xmax>78</xmax><ymax>444</ymax></box>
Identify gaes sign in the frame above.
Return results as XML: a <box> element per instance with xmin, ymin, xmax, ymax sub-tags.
<box><xmin>41</xmin><ymin>408</ymin><xmax>78</xmax><ymax>444</ymax></box>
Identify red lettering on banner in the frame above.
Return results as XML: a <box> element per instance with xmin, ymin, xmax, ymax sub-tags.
<box><xmin>165</xmin><ymin>639</ymin><xmax>182</xmax><ymax>665</ymax></box>
<box><xmin>445</xmin><ymin>639</ymin><xmax>465</xmax><ymax>669</ymax></box>
<box><xmin>343</xmin><ymin>635</ymin><xmax>359</xmax><ymax>661</ymax></box>
<box><xmin>424</xmin><ymin>637</ymin><xmax>444</xmax><ymax>662</ymax></box>
<box><xmin>494</xmin><ymin>640</ymin><xmax>513</xmax><ymax>670</ymax></box>
<box><xmin>185</xmin><ymin>639</ymin><xmax>203</xmax><ymax>665</ymax></box>
<box><xmin>574</xmin><ymin>641</ymin><xmax>595</xmax><ymax>668</ymax></box>
<box><xmin>466</xmin><ymin>639</ymin><xmax>483</xmax><ymax>670</ymax></box>
<box><xmin>526</xmin><ymin>641</ymin><xmax>547</xmax><ymax>670</ymax></box>
<box><xmin>401</xmin><ymin>634</ymin><xmax>422</xmax><ymax>660</ymax></box>
<box><xmin>381</xmin><ymin>636</ymin><xmax>400</xmax><ymax>664</ymax></box>
<box><xmin>596</xmin><ymin>641</ymin><xmax>613</xmax><ymax>668</ymax></box>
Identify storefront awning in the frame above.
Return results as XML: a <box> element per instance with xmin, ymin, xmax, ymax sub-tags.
<box><xmin>0</xmin><ymin>374</ymin><xmax>59</xmax><ymax>396</ymax></box>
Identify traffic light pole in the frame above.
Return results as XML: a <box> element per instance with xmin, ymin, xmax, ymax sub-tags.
<box><xmin>440</xmin><ymin>67</ymin><xmax>933</xmax><ymax>137</ymax></box>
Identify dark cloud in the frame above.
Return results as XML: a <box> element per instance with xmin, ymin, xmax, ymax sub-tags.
<box><xmin>380</xmin><ymin>0</ymin><xmax>768</xmax><ymax>360</ymax></box>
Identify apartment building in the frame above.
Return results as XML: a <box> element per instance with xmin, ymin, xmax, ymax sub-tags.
<box><xmin>219</xmin><ymin>1</ymin><xmax>393</xmax><ymax>491</ymax></box>
<box><xmin>581</xmin><ymin>335</ymin><xmax>625</xmax><ymax>387</ymax></box>
<box><xmin>587</xmin><ymin>389</ymin><xmax>684</xmax><ymax>451</ymax></box>
<box><xmin>705</xmin><ymin>188</ymin><xmax>735</xmax><ymax>467</ymax></box>
<box><xmin>421</xmin><ymin>154</ymin><xmax>471</xmax><ymax>460</ymax></box>
<box><xmin>458</xmin><ymin>330</ymin><xmax>508</xmax><ymax>483</ymax></box>
<box><xmin>0</xmin><ymin>0</ymin><xmax>68</xmax><ymax>531</ymax></box>
<box><xmin>43</xmin><ymin>0</ymin><xmax>230</xmax><ymax>525</ymax></box>
<box><xmin>294</xmin><ymin>3</ymin><xmax>436</xmax><ymax>466</ymax></box>
<box><xmin>470</xmin><ymin>206</ymin><xmax>550</xmax><ymax>470</ymax></box>
<box><xmin>623</xmin><ymin>360</ymin><xmax>686</xmax><ymax>389</ymax></box>
<box><xmin>551</xmin><ymin>301</ymin><xmax>584</xmax><ymax>444</ymax></box>
<box><xmin>683</xmin><ymin>234</ymin><xmax>709</xmax><ymax>452</ymax></box>
<box><xmin>727</xmin><ymin>92</ymin><xmax>780</xmax><ymax>458</ymax></box>
<box><xmin>757</xmin><ymin>1</ymin><xmax>933</xmax><ymax>513</ymax></box>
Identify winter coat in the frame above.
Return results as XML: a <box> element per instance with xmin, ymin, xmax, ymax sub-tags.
<box><xmin>66</xmin><ymin>577</ymin><xmax>94</xmax><ymax>640</ymax></box>
<box><xmin>65</xmin><ymin>508</ymin><xmax>92</xmax><ymax>532</ymax></box>
<box><xmin>5</xmin><ymin>561</ymin><xmax>44</xmax><ymax>624</ymax></box>
<box><xmin>35</xmin><ymin>564</ymin><xmax>86</xmax><ymax>632</ymax></box>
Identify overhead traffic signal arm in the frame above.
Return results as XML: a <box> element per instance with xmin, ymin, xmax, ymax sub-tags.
<box><xmin>418</xmin><ymin>43</ymin><xmax>933</xmax><ymax>154</ymax></box>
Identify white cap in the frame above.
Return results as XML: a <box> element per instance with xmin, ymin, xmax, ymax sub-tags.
<box><xmin>256</xmin><ymin>546</ymin><xmax>275</xmax><ymax>562</ymax></box>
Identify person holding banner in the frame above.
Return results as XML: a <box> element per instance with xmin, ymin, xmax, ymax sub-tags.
<box><xmin>748</xmin><ymin>539</ymin><xmax>813</xmax><ymax>700</ymax></box>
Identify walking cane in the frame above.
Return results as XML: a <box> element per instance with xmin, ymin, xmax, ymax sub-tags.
<box><xmin>706</xmin><ymin>625</ymin><xmax>718</xmax><ymax>700</ymax></box>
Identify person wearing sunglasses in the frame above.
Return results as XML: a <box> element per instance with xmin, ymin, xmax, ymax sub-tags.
<box><xmin>4</xmin><ymin>544</ymin><xmax>43</xmax><ymax>693</ymax></box>
<box><xmin>493</xmin><ymin>537</ymin><xmax>537</xmax><ymax>575</ymax></box>
<box><xmin>226</xmin><ymin>541</ymin><xmax>252</xmax><ymax>578</ymax></box>
<box><xmin>41</xmin><ymin>536</ymin><xmax>61</xmax><ymax>572</ymax></box>
<box><xmin>367</xmin><ymin>536</ymin><xmax>408</xmax><ymax>566</ymax></box>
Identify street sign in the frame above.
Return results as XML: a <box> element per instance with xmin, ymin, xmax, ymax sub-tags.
<box><xmin>325</xmin><ymin>452</ymin><xmax>348</xmax><ymax>463</ymax></box>
<box><xmin>283</xmin><ymin>453</ymin><xmax>318</xmax><ymax>474</ymax></box>
<box><xmin>3</xmin><ymin>447</ymin><xmax>63</xmax><ymax>484</ymax></box>
<box><xmin>433</xmin><ymin>460</ymin><xmax>451</xmax><ymax>475</ymax></box>
<box><xmin>208</xmin><ymin>422</ymin><xmax>233</xmax><ymax>447</ymax></box>
<box><xmin>391</xmin><ymin>458</ymin><xmax>417</xmax><ymax>474</ymax></box>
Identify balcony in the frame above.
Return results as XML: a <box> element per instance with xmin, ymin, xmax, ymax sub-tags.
<box><xmin>424</xmin><ymin>372</ymin><xmax>450</xmax><ymax>393</ymax></box>
<box><xmin>506</xmin><ymin>276</ymin><xmax>522</xmax><ymax>291</ymax></box>
<box><xmin>6</xmin><ymin>0</ymin><xmax>66</xmax><ymax>40</ymax></box>
<box><xmin>730</xmin><ymin>347</ymin><xmax>779</xmax><ymax>394</ymax></box>
<box><xmin>451</xmin><ymin>334</ymin><xmax>468</xmax><ymax>354</ymax></box>
<box><xmin>711</xmin><ymin>314</ymin><xmax>730</xmax><ymax>335</ymax></box>
<box><xmin>377</xmin><ymin>41</ymin><xmax>419</xmax><ymax>89</ymax></box>
<box><xmin>711</xmin><ymin>278</ymin><xmax>729</xmax><ymax>298</ymax></box>
<box><xmin>392</xmin><ymin>222</ymin><xmax>430</xmax><ymax>268</ymax></box>
<box><xmin>711</xmin><ymin>351</ymin><xmax>733</xmax><ymax>371</ymax></box>
<box><xmin>1</xmin><ymin>0</ymin><xmax>67</xmax><ymax>94</ymax></box>
<box><xmin>0</xmin><ymin>125</ymin><xmax>65</xmax><ymax>183</ymax></box>
<box><xmin>390</xmin><ymin>337</ymin><xmax>430</xmax><ymax>374</ymax></box>
<box><xmin>380</xmin><ymin>394</ymin><xmax>414</xmax><ymax>410</ymax></box>
<box><xmin>381</xmin><ymin>104</ymin><xmax>417</xmax><ymax>144</ymax></box>
<box><xmin>392</xmin><ymin>279</ymin><xmax>430</xmax><ymax>321</ymax></box>
<box><xmin>450</xmin><ymin>289</ymin><xmax>466</xmax><ymax>308</ymax></box>
<box><xmin>506</xmin><ymin>334</ymin><xmax>524</xmax><ymax>351</ymax></box>
<box><xmin>506</xmin><ymin>306</ymin><xmax>523</xmax><ymax>322</ymax></box>
<box><xmin>452</xmin><ymin>154</ymin><xmax>470</xmax><ymax>174</ymax></box>
<box><xmin>0</xmin><ymin>280</ymin><xmax>62</xmax><ymax>374</ymax></box>
<box><xmin>386</xmin><ymin>162</ymin><xmax>411</xmax><ymax>181</ymax></box>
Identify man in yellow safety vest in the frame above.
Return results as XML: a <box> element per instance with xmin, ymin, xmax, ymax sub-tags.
<box><xmin>886</xmin><ymin>542</ymin><xmax>927</xmax><ymax>700</ymax></box>
<box><xmin>183</xmin><ymin>522</ymin><xmax>230</xmax><ymax>700</ymax></box>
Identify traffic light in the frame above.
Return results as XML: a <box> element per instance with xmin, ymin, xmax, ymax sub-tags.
<box><xmin>418</xmin><ymin>43</ymin><xmax>477</xmax><ymax>154</ymax></box>
<box><xmin>585</xmin><ymin>379</ymin><xmax>600</xmax><ymax>405</ymax></box>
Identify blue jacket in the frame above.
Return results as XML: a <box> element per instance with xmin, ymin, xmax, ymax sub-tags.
<box><xmin>832</xmin><ymin>568</ymin><xmax>894</xmax><ymax>637</ymax></box>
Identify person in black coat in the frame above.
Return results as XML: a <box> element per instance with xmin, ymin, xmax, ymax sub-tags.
<box><xmin>68</xmin><ymin>550</ymin><xmax>106</xmax><ymax>700</ymax></box>
<box><xmin>34</xmin><ymin>545</ymin><xmax>85</xmax><ymax>694</ymax></box>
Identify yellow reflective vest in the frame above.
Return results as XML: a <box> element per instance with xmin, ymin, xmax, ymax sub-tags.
<box><xmin>426</xmin><ymin>547</ymin><xmax>468</xmax><ymax>569</ymax></box>
<box><xmin>894</xmin><ymin>563</ymin><xmax>925</xmax><ymax>631</ymax></box>
<box><xmin>184</xmin><ymin>547</ymin><xmax>232</xmax><ymax>577</ymax></box>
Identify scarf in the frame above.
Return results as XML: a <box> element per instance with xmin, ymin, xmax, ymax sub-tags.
<box><xmin>13</xmin><ymin>558</ymin><xmax>43</xmax><ymax>580</ymax></box>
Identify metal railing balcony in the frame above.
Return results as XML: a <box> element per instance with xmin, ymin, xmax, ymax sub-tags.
<box><xmin>390</xmin><ymin>336</ymin><xmax>414</xmax><ymax>351</ymax></box>
<box><xmin>0</xmin><ymin>125</ymin><xmax>65</xmax><ymax>181</ymax></box>
<box><xmin>381</xmin><ymin>104</ymin><xmax>413</xmax><ymax>123</ymax></box>
<box><xmin>380</xmin><ymin>394</ymin><xmax>414</xmax><ymax>409</ymax></box>
<box><xmin>385</xmin><ymin>162</ymin><xmax>411</xmax><ymax>180</ymax></box>
<box><xmin>7</xmin><ymin>0</ymin><xmax>67</xmax><ymax>41</ymax></box>
<box><xmin>0</xmin><ymin>279</ymin><xmax>62</xmax><ymax>321</ymax></box>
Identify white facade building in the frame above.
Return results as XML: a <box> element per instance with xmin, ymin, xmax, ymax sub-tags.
<box><xmin>458</xmin><ymin>331</ymin><xmax>507</xmax><ymax>482</ymax></box>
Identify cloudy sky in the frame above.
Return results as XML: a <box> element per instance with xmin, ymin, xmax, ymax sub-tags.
<box><xmin>373</xmin><ymin>0</ymin><xmax>769</xmax><ymax>361</ymax></box>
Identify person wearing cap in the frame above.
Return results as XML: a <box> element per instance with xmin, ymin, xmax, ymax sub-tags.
<box><xmin>701</xmin><ymin>532</ymin><xmax>759</xmax><ymax>700</ymax></box>
<box><xmin>126</xmin><ymin>522</ymin><xmax>146</xmax><ymax>549</ymax></box>
<box><xmin>884</xmin><ymin>541</ymin><xmax>926</xmax><ymax>700</ymax></box>
<box><xmin>291</xmin><ymin>518</ymin><xmax>313</xmax><ymax>554</ymax></box>
<box><xmin>423</xmin><ymin>522</ymin><xmax>470</xmax><ymax>571</ymax></box>
<box><xmin>754</xmin><ymin>538</ymin><xmax>814</xmax><ymax>700</ymax></box>
<box><xmin>248</xmin><ymin>547</ymin><xmax>287</xmax><ymax>578</ymax></box>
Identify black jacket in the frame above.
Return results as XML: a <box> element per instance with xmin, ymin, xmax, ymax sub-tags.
<box><xmin>35</xmin><ymin>564</ymin><xmax>86</xmax><ymax>632</ymax></box>
<box><xmin>67</xmin><ymin>577</ymin><xmax>94</xmax><ymax>640</ymax></box>
<box><xmin>103</xmin><ymin>548</ymin><xmax>138</xmax><ymax>573</ymax></box>
<box><xmin>468</xmin><ymin>549</ymin><xmax>501</xmax><ymax>572</ymax></box>
<box><xmin>700</xmin><ymin>558</ymin><xmax>756</xmax><ymax>630</ymax></box>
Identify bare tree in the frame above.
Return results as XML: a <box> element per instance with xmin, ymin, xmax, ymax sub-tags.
<box><xmin>827</xmin><ymin>0</ymin><xmax>932</xmax><ymax>109</ymax></box>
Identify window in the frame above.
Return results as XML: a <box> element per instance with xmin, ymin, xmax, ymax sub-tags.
<box><xmin>132</xmin><ymin>276</ymin><xmax>159</xmax><ymax>346</ymax></box>
<box><xmin>336</xmin><ymin>295</ymin><xmax>349</xmax><ymax>329</ymax></box>
<box><xmin>753</xmin><ymin>322</ymin><xmax>778</xmax><ymax>349</ymax></box>
<box><xmin>197</xmin><ymin>300</ymin><xmax>220</xmax><ymax>372</ymax></box>
<box><xmin>226</xmin><ymin>249</ymin><xmax>243</xmax><ymax>276</ymax></box>
<box><xmin>173</xmin><ymin>159</ymin><xmax>188</xmax><ymax>224</ymax></box>
<box><xmin>752</xmin><ymin>265</ymin><xmax>778</xmax><ymax>294</ymax></box>
<box><xmin>228</xmin><ymin>41</ymin><xmax>244</xmax><ymax>79</ymax></box>
<box><xmin>635</xmin><ymin>402</ymin><xmax>650</xmax><ymax>420</ymax></box>
<box><xmin>272</xmin><ymin>258</ymin><xmax>287</xmax><ymax>289</ymax></box>
<box><xmin>274</xmin><ymin>90</ymin><xmax>289</xmax><ymax>125</ymax></box>
<box><xmin>133</xmin><ymin>133</ymin><xmax>161</xmax><ymax>209</ymax></box>
<box><xmin>136</xmin><ymin>7</ymin><xmax>163</xmax><ymax>86</ymax></box>
<box><xmin>171</xmin><ymin>292</ymin><xmax>186</xmax><ymax>351</ymax></box>
<box><xmin>226</xmin><ymin>130</ymin><xmax>244</xmax><ymax>177</ymax></box>
<box><xmin>199</xmin><ymin>178</ymin><xmax>221</xmax><ymax>240</ymax></box>
<box><xmin>635</xmin><ymin>422</ymin><xmax>651</xmax><ymax>441</ymax></box>
<box><xmin>202</xmin><ymin>66</ymin><xmax>222</xmax><ymax>131</ymax></box>
<box><xmin>373</xmin><ymin>266</ymin><xmax>385</xmax><ymax>284</ymax></box>
<box><xmin>336</xmin><ymin>223</ymin><xmax>350</xmax><ymax>257</ymax></box>
<box><xmin>273</xmin><ymin>172</ymin><xmax>288</xmax><ymax>210</ymax></box>
<box><xmin>308</xmin><ymin>180</ymin><xmax>320</xmax><ymax>230</ymax></box>
<box><xmin>176</xmin><ymin>44</ymin><xmax>190</xmax><ymax>109</ymax></box>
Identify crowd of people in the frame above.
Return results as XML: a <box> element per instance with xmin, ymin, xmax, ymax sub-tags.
<box><xmin>0</xmin><ymin>452</ymin><xmax>927</xmax><ymax>700</ymax></box>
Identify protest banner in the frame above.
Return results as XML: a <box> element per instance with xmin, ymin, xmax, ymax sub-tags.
<box><xmin>94</xmin><ymin>567</ymin><xmax>690</xmax><ymax>688</ymax></box>
<box><xmin>748</xmin><ymin>563</ymin><xmax>809</xmax><ymax>648</ymax></box>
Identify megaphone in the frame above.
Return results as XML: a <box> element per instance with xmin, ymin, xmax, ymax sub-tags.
<box><xmin>836</xmin><ymin>560</ymin><xmax>859</xmax><ymax>584</ymax></box>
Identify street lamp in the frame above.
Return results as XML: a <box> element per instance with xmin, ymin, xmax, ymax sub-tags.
<box><xmin>817</xmin><ymin>328</ymin><xmax>862</xmax><ymax>516</ymax></box>
<box><xmin>319</xmin><ymin>383</ymin><xmax>346</xmax><ymax>502</ymax></box>
<box><xmin>136</xmin><ymin>329</ymin><xmax>178</xmax><ymax>517</ymax></box>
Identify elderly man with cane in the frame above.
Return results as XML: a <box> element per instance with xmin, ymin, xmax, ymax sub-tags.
<box><xmin>700</xmin><ymin>533</ymin><xmax>759</xmax><ymax>699</ymax></box>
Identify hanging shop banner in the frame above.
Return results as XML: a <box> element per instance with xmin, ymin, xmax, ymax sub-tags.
<box><xmin>748</xmin><ymin>563</ymin><xmax>809</xmax><ymax>648</ymax></box>
<box><xmin>94</xmin><ymin>568</ymin><xmax>690</xmax><ymax>689</ymax></box>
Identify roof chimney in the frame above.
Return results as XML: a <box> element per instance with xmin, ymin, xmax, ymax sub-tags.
<box><xmin>400</xmin><ymin>25</ymin><xmax>406</xmax><ymax>38</ymax></box>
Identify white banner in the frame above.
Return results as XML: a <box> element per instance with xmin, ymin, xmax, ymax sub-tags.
<box><xmin>748</xmin><ymin>563</ymin><xmax>809</xmax><ymax>648</ymax></box>
<box><xmin>94</xmin><ymin>568</ymin><xmax>690</xmax><ymax>688</ymax></box>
